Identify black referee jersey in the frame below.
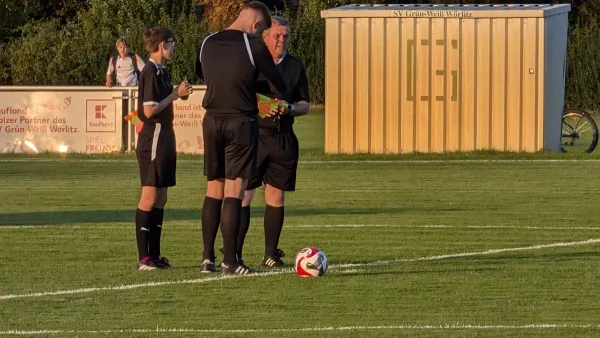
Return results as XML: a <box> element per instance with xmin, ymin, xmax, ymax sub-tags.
<box><xmin>195</xmin><ymin>30</ymin><xmax>288</xmax><ymax>116</ymax></box>
<box><xmin>256</xmin><ymin>53</ymin><xmax>310</xmax><ymax>131</ymax></box>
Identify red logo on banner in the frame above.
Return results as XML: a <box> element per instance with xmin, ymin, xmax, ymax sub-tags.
<box><xmin>95</xmin><ymin>105</ymin><xmax>108</xmax><ymax>119</ymax></box>
<box><xmin>86</xmin><ymin>99</ymin><xmax>116</xmax><ymax>133</ymax></box>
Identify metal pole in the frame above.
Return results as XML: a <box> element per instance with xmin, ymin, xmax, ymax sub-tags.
<box><xmin>127</xmin><ymin>88</ymin><xmax>132</xmax><ymax>154</ymax></box>
<box><xmin>0</xmin><ymin>85</ymin><xmax>206</xmax><ymax>91</ymax></box>
<box><xmin>131</xmin><ymin>89</ymin><xmax>137</xmax><ymax>153</ymax></box>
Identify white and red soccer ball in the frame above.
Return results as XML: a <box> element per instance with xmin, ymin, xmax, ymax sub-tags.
<box><xmin>294</xmin><ymin>247</ymin><xmax>328</xmax><ymax>277</ymax></box>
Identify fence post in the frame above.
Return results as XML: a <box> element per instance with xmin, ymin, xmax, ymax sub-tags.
<box><xmin>127</xmin><ymin>88</ymin><xmax>133</xmax><ymax>154</ymax></box>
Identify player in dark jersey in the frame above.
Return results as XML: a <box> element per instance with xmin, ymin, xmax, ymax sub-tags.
<box><xmin>195</xmin><ymin>1</ymin><xmax>288</xmax><ymax>275</ymax></box>
<box><xmin>134</xmin><ymin>25</ymin><xmax>192</xmax><ymax>271</ymax></box>
<box><xmin>233</xmin><ymin>16</ymin><xmax>311</xmax><ymax>268</ymax></box>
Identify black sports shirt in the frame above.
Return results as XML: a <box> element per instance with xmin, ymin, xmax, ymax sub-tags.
<box><xmin>256</xmin><ymin>53</ymin><xmax>310</xmax><ymax>131</ymax></box>
<box><xmin>137</xmin><ymin>59</ymin><xmax>174</xmax><ymax>125</ymax></box>
<box><xmin>196</xmin><ymin>30</ymin><xmax>288</xmax><ymax>117</ymax></box>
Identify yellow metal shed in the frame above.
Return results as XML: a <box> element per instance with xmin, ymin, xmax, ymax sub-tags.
<box><xmin>320</xmin><ymin>4</ymin><xmax>571</xmax><ymax>154</ymax></box>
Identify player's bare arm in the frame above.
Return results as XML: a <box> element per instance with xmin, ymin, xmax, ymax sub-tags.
<box><xmin>143</xmin><ymin>82</ymin><xmax>192</xmax><ymax>118</ymax></box>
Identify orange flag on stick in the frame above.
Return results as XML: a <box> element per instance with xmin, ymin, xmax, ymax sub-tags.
<box><xmin>124</xmin><ymin>110</ymin><xmax>143</xmax><ymax>134</ymax></box>
<box><xmin>256</xmin><ymin>93</ymin><xmax>288</xmax><ymax>119</ymax></box>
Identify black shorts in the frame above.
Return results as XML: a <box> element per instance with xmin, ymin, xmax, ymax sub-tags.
<box><xmin>203</xmin><ymin>113</ymin><xmax>259</xmax><ymax>181</ymax></box>
<box><xmin>247</xmin><ymin>129</ymin><xmax>299</xmax><ymax>192</ymax></box>
<box><xmin>136</xmin><ymin>123</ymin><xmax>177</xmax><ymax>188</ymax></box>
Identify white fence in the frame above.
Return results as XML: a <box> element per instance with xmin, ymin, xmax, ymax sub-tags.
<box><xmin>0</xmin><ymin>86</ymin><xmax>207</xmax><ymax>154</ymax></box>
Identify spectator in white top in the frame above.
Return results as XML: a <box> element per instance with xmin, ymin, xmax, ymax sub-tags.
<box><xmin>105</xmin><ymin>37</ymin><xmax>146</xmax><ymax>151</ymax></box>
<box><xmin>106</xmin><ymin>37</ymin><xmax>146</xmax><ymax>87</ymax></box>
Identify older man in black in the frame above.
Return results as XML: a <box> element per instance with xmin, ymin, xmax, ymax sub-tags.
<box><xmin>234</xmin><ymin>16</ymin><xmax>311</xmax><ymax>268</ymax></box>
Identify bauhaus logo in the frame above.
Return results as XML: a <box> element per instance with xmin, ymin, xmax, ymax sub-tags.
<box><xmin>86</xmin><ymin>99</ymin><xmax>116</xmax><ymax>133</ymax></box>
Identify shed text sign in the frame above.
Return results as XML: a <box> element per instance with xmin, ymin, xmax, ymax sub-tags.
<box><xmin>393</xmin><ymin>10</ymin><xmax>474</xmax><ymax>18</ymax></box>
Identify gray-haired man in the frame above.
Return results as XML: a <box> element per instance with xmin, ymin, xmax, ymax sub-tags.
<box><xmin>234</xmin><ymin>16</ymin><xmax>311</xmax><ymax>268</ymax></box>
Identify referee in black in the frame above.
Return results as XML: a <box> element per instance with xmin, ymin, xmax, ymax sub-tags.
<box><xmin>234</xmin><ymin>16</ymin><xmax>311</xmax><ymax>268</ymax></box>
<box><xmin>196</xmin><ymin>1</ymin><xmax>288</xmax><ymax>275</ymax></box>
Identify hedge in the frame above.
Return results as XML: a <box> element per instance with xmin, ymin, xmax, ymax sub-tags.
<box><xmin>0</xmin><ymin>0</ymin><xmax>598</xmax><ymax>109</ymax></box>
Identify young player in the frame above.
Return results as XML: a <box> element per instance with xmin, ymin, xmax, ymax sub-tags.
<box><xmin>134</xmin><ymin>25</ymin><xmax>192</xmax><ymax>270</ymax></box>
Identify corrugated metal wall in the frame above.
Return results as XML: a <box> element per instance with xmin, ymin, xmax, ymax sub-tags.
<box><xmin>543</xmin><ymin>13</ymin><xmax>570</xmax><ymax>152</ymax></box>
<box><xmin>323</xmin><ymin>10</ymin><xmax>569</xmax><ymax>154</ymax></box>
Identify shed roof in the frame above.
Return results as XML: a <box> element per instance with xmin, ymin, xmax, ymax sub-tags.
<box><xmin>321</xmin><ymin>4</ymin><xmax>571</xmax><ymax>19</ymax></box>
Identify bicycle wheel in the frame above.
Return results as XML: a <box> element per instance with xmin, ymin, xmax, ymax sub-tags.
<box><xmin>562</xmin><ymin>108</ymin><xmax>599</xmax><ymax>153</ymax></box>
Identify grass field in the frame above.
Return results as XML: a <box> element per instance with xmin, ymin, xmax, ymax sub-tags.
<box><xmin>2</xmin><ymin>109</ymin><xmax>600</xmax><ymax>336</ymax></box>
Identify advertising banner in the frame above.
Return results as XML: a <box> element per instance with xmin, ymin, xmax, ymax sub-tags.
<box><xmin>0</xmin><ymin>91</ymin><xmax>123</xmax><ymax>154</ymax></box>
<box><xmin>172</xmin><ymin>90</ymin><xmax>206</xmax><ymax>154</ymax></box>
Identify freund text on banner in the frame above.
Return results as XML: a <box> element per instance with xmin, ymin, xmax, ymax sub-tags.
<box><xmin>0</xmin><ymin>91</ymin><xmax>123</xmax><ymax>153</ymax></box>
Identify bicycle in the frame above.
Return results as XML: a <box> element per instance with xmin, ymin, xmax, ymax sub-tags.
<box><xmin>561</xmin><ymin>108</ymin><xmax>598</xmax><ymax>153</ymax></box>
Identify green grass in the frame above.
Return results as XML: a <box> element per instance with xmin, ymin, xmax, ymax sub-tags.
<box><xmin>293</xmin><ymin>107</ymin><xmax>325</xmax><ymax>153</ymax></box>
<box><xmin>2</xmin><ymin>108</ymin><xmax>600</xmax><ymax>336</ymax></box>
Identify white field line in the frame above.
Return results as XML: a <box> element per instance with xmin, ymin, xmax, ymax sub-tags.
<box><xmin>291</xmin><ymin>224</ymin><xmax>600</xmax><ymax>231</ymax></box>
<box><xmin>332</xmin><ymin>238</ymin><xmax>600</xmax><ymax>269</ymax></box>
<box><xmin>1</xmin><ymin>238</ymin><xmax>598</xmax><ymax>301</ymax></box>
<box><xmin>0</xmin><ymin>271</ymin><xmax>286</xmax><ymax>301</ymax></box>
<box><xmin>3</xmin><ymin>223</ymin><xmax>600</xmax><ymax>231</ymax></box>
<box><xmin>1</xmin><ymin>158</ymin><xmax>600</xmax><ymax>164</ymax></box>
<box><xmin>2</xmin><ymin>324</ymin><xmax>600</xmax><ymax>335</ymax></box>
<box><xmin>334</xmin><ymin>269</ymin><xmax>364</xmax><ymax>274</ymax></box>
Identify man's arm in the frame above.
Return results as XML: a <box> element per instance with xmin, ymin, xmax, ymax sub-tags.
<box><xmin>289</xmin><ymin>64</ymin><xmax>311</xmax><ymax>117</ymax></box>
<box><xmin>250</xmin><ymin>37</ymin><xmax>287</xmax><ymax>95</ymax></box>
<box><xmin>195</xmin><ymin>47</ymin><xmax>203</xmax><ymax>81</ymax></box>
<box><xmin>105</xmin><ymin>57</ymin><xmax>114</xmax><ymax>87</ymax></box>
<box><xmin>290</xmin><ymin>101</ymin><xmax>310</xmax><ymax>117</ymax></box>
<box><xmin>136</xmin><ymin>55</ymin><xmax>146</xmax><ymax>71</ymax></box>
<box><xmin>196</xmin><ymin>33</ymin><xmax>217</xmax><ymax>82</ymax></box>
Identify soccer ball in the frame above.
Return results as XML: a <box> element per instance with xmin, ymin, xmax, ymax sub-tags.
<box><xmin>294</xmin><ymin>247</ymin><xmax>328</xmax><ymax>277</ymax></box>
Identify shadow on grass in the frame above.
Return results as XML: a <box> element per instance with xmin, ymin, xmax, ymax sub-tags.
<box><xmin>0</xmin><ymin>206</ymin><xmax>467</xmax><ymax>226</ymax></box>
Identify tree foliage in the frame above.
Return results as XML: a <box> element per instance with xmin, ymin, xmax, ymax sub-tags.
<box><xmin>1</xmin><ymin>0</ymin><xmax>599</xmax><ymax>109</ymax></box>
<box><xmin>1</xmin><ymin>0</ymin><xmax>208</xmax><ymax>86</ymax></box>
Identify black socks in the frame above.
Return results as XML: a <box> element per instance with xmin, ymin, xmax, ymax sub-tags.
<box><xmin>236</xmin><ymin>206</ymin><xmax>251</xmax><ymax>260</ymax></box>
<box><xmin>220</xmin><ymin>198</ymin><xmax>242</xmax><ymax>265</ymax></box>
<box><xmin>264</xmin><ymin>205</ymin><xmax>284</xmax><ymax>257</ymax></box>
<box><xmin>148</xmin><ymin>207</ymin><xmax>164</xmax><ymax>259</ymax></box>
<box><xmin>135</xmin><ymin>208</ymin><xmax>151</xmax><ymax>260</ymax></box>
<box><xmin>201</xmin><ymin>196</ymin><xmax>223</xmax><ymax>261</ymax></box>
